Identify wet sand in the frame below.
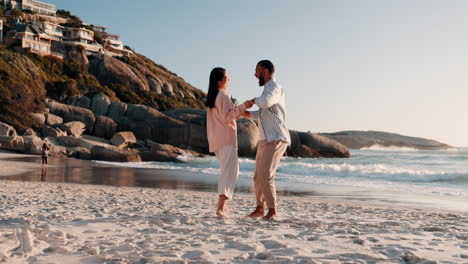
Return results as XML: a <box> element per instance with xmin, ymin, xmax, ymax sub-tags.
<box><xmin>2</xmin><ymin>155</ymin><xmax>467</xmax><ymax>213</ymax></box>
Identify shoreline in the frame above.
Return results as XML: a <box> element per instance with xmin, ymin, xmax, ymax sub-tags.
<box><xmin>1</xmin><ymin>150</ymin><xmax>467</xmax><ymax>214</ymax></box>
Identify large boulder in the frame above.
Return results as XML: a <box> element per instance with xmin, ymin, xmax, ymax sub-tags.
<box><xmin>295</xmin><ymin>131</ymin><xmax>350</xmax><ymax>158</ymax></box>
<box><xmin>291</xmin><ymin>144</ymin><xmax>321</xmax><ymax>158</ymax></box>
<box><xmin>93</xmin><ymin>115</ymin><xmax>117</xmax><ymax>138</ymax></box>
<box><xmin>23</xmin><ymin>135</ymin><xmax>43</xmax><ymax>155</ymax></box>
<box><xmin>111</xmin><ymin>131</ymin><xmax>136</xmax><ymax>148</ymax></box>
<box><xmin>66</xmin><ymin>147</ymin><xmax>91</xmax><ymax>160</ymax></box>
<box><xmin>44</xmin><ymin>137</ymin><xmax>68</xmax><ymax>158</ymax></box>
<box><xmin>148</xmin><ymin>77</ymin><xmax>162</xmax><ymax>94</ymax></box>
<box><xmin>44</xmin><ymin>99</ymin><xmax>96</xmax><ymax>134</ymax></box>
<box><xmin>139</xmin><ymin>149</ymin><xmax>179</xmax><ymax>162</ymax></box>
<box><xmin>89</xmin><ymin>94</ymin><xmax>110</xmax><ymax>116</ymax></box>
<box><xmin>121</xmin><ymin>104</ymin><xmax>185</xmax><ymax>145</ymax></box>
<box><xmin>150</xmin><ymin>142</ymin><xmax>202</xmax><ymax>157</ymax></box>
<box><xmin>145</xmin><ymin>139</ymin><xmax>159</xmax><ymax>148</ymax></box>
<box><xmin>82</xmin><ymin>135</ymin><xmax>112</xmax><ymax>145</ymax></box>
<box><xmin>88</xmin><ymin>54</ymin><xmax>150</xmax><ymax>92</ymax></box>
<box><xmin>45</xmin><ymin>113</ymin><xmax>64</xmax><ymax>126</ymax></box>
<box><xmin>237</xmin><ymin>118</ymin><xmax>259</xmax><ymax>157</ymax></box>
<box><xmin>68</xmin><ymin>95</ymin><xmax>91</xmax><ymax>109</ymax></box>
<box><xmin>287</xmin><ymin>130</ymin><xmax>321</xmax><ymax>158</ymax></box>
<box><xmin>57</xmin><ymin>136</ymin><xmax>111</xmax><ymax>150</ymax></box>
<box><xmin>59</xmin><ymin>121</ymin><xmax>86</xmax><ymax>137</ymax></box>
<box><xmin>23</xmin><ymin>128</ymin><xmax>39</xmax><ymax>137</ymax></box>
<box><xmin>0</xmin><ymin>122</ymin><xmax>17</xmax><ymax>137</ymax></box>
<box><xmin>162</xmin><ymin>108</ymin><xmax>207</xmax><ymax>151</ymax></box>
<box><xmin>107</xmin><ymin>101</ymin><xmax>128</xmax><ymax>123</ymax></box>
<box><xmin>139</xmin><ymin>142</ymin><xmax>197</xmax><ymax>162</ymax></box>
<box><xmin>41</xmin><ymin>126</ymin><xmax>67</xmax><ymax>138</ymax></box>
<box><xmin>162</xmin><ymin>82</ymin><xmax>174</xmax><ymax>95</ymax></box>
<box><xmin>91</xmin><ymin>145</ymin><xmax>141</xmax><ymax>162</ymax></box>
<box><xmin>31</xmin><ymin>113</ymin><xmax>45</xmax><ymax>126</ymax></box>
<box><xmin>0</xmin><ymin>136</ymin><xmax>24</xmax><ymax>152</ymax></box>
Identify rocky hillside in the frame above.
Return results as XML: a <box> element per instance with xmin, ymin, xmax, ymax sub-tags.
<box><xmin>0</xmin><ymin>47</ymin><xmax>206</xmax><ymax>133</ymax></box>
<box><xmin>321</xmin><ymin>131</ymin><xmax>453</xmax><ymax>150</ymax></box>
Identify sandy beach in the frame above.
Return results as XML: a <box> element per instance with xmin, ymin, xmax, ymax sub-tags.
<box><xmin>0</xmin><ymin>151</ymin><xmax>467</xmax><ymax>263</ymax></box>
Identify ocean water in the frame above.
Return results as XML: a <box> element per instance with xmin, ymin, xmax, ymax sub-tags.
<box><xmin>95</xmin><ymin>146</ymin><xmax>468</xmax><ymax>199</ymax></box>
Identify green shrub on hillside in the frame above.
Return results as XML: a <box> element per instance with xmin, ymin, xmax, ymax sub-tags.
<box><xmin>109</xmin><ymin>83</ymin><xmax>144</xmax><ymax>105</ymax></box>
<box><xmin>0</xmin><ymin>52</ymin><xmax>45</xmax><ymax>131</ymax></box>
<box><xmin>63</xmin><ymin>60</ymin><xmax>84</xmax><ymax>79</ymax></box>
<box><xmin>46</xmin><ymin>79</ymin><xmax>79</xmax><ymax>101</ymax></box>
<box><xmin>56</xmin><ymin>9</ymin><xmax>72</xmax><ymax>18</ymax></box>
<box><xmin>57</xmin><ymin>9</ymin><xmax>83</xmax><ymax>27</ymax></box>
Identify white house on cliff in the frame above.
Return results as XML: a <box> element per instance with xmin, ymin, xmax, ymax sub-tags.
<box><xmin>0</xmin><ymin>0</ymin><xmax>56</xmax><ymax>16</ymax></box>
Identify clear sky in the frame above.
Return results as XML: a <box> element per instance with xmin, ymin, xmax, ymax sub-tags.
<box><xmin>48</xmin><ymin>0</ymin><xmax>468</xmax><ymax>147</ymax></box>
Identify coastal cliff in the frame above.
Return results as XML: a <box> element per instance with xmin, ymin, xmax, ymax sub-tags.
<box><xmin>321</xmin><ymin>131</ymin><xmax>453</xmax><ymax>150</ymax></box>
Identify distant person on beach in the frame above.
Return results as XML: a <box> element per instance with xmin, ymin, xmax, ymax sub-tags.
<box><xmin>41</xmin><ymin>142</ymin><xmax>49</xmax><ymax>165</ymax></box>
<box><xmin>244</xmin><ymin>60</ymin><xmax>291</xmax><ymax>219</ymax></box>
<box><xmin>206</xmin><ymin>67</ymin><xmax>254</xmax><ymax>217</ymax></box>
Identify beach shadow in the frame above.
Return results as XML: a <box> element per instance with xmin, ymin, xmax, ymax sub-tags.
<box><xmin>41</xmin><ymin>166</ymin><xmax>47</xmax><ymax>182</ymax></box>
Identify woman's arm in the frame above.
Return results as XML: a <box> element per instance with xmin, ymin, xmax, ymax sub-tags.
<box><xmin>217</xmin><ymin>92</ymin><xmax>248</xmax><ymax>123</ymax></box>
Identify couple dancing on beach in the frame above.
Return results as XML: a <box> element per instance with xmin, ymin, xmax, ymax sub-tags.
<box><xmin>206</xmin><ymin>60</ymin><xmax>290</xmax><ymax>219</ymax></box>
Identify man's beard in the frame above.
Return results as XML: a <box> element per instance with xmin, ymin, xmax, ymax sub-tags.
<box><xmin>258</xmin><ymin>75</ymin><xmax>265</xmax><ymax>86</ymax></box>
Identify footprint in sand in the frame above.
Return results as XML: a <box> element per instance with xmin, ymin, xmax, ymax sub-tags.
<box><xmin>312</xmin><ymin>249</ymin><xmax>329</xmax><ymax>254</ymax></box>
<box><xmin>260</xmin><ymin>240</ymin><xmax>287</xmax><ymax>249</ymax></box>
<box><xmin>224</xmin><ymin>240</ymin><xmax>259</xmax><ymax>252</ymax></box>
<box><xmin>43</xmin><ymin>246</ymin><xmax>68</xmax><ymax>254</ymax></box>
<box><xmin>182</xmin><ymin>250</ymin><xmax>213</xmax><ymax>260</ymax></box>
<box><xmin>82</xmin><ymin>230</ymin><xmax>98</xmax><ymax>234</ymax></box>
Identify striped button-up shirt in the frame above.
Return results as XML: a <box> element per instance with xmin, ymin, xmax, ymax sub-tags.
<box><xmin>251</xmin><ymin>78</ymin><xmax>291</xmax><ymax>144</ymax></box>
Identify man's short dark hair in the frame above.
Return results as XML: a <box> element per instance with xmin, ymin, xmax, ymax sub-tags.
<box><xmin>257</xmin><ymin>60</ymin><xmax>275</xmax><ymax>74</ymax></box>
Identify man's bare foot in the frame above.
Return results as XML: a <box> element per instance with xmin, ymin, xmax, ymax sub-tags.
<box><xmin>216</xmin><ymin>209</ymin><xmax>227</xmax><ymax>218</ymax></box>
<box><xmin>262</xmin><ymin>208</ymin><xmax>277</xmax><ymax>219</ymax></box>
<box><xmin>248</xmin><ymin>205</ymin><xmax>264</xmax><ymax>217</ymax></box>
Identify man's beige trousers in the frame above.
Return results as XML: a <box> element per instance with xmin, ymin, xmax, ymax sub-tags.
<box><xmin>254</xmin><ymin>140</ymin><xmax>288</xmax><ymax>208</ymax></box>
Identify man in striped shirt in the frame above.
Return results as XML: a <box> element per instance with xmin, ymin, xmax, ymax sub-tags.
<box><xmin>245</xmin><ymin>60</ymin><xmax>291</xmax><ymax>219</ymax></box>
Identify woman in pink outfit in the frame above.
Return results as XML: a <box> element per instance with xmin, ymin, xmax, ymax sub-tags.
<box><xmin>206</xmin><ymin>67</ymin><xmax>253</xmax><ymax>217</ymax></box>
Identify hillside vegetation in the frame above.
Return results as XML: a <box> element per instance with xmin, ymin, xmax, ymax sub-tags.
<box><xmin>0</xmin><ymin>46</ymin><xmax>206</xmax><ymax>132</ymax></box>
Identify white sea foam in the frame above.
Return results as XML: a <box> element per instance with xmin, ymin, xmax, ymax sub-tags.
<box><xmin>93</xmin><ymin>149</ymin><xmax>468</xmax><ymax>198</ymax></box>
<box><xmin>360</xmin><ymin>144</ymin><xmax>420</xmax><ymax>151</ymax></box>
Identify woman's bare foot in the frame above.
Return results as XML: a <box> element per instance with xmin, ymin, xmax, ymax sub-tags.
<box><xmin>216</xmin><ymin>195</ymin><xmax>228</xmax><ymax>217</ymax></box>
<box><xmin>248</xmin><ymin>205</ymin><xmax>264</xmax><ymax>217</ymax></box>
<box><xmin>216</xmin><ymin>209</ymin><xmax>227</xmax><ymax>217</ymax></box>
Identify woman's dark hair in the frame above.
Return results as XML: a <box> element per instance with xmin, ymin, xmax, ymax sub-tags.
<box><xmin>206</xmin><ymin>67</ymin><xmax>226</xmax><ymax>108</ymax></box>
<box><xmin>257</xmin><ymin>60</ymin><xmax>275</xmax><ymax>74</ymax></box>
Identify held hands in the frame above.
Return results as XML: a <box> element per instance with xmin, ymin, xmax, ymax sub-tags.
<box><xmin>240</xmin><ymin>99</ymin><xmax>255</xmax><ymax>118</ymax></box>
<box><xmin>241</xmin><ymin>111</ymin><xmax>251</xmax><ymax>118</ymax></box>
<box><xmin>243</xmin><ymin>99</ymin><xmax>255</xmax><ymax>109</ymax></box>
